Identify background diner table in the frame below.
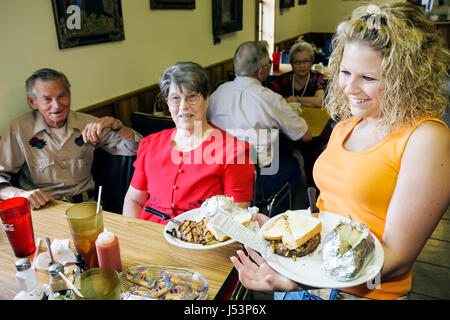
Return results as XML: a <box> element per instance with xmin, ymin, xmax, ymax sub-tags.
<box><xmin>299</xmin><ymin>106</ymin><xmax>330</xmax><ymax>137</ymax></box>
<box><xmin>0</xmin><ymin>200</ymin><xmax>242</xmax><ymax>300</ymax></box>
<box><xmin>269</xmin><ymin>63</ymin><xmax>292</xmax><ymax>77</ymax></box>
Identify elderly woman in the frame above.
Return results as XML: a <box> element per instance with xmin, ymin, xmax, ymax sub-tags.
<box><xmin>123</xmin><ymin>62</ymin><xmax>254</xmax><ymax>224</ymax></box>
<box><xmin>269</xmin><ymin>41</ymin><xmax>325</xmax><ymax>107</ymax></box>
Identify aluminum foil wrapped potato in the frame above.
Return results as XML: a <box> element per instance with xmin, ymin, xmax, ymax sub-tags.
<box><xmin>200</xmin><ymin>195</ymin><xmax>235</xmax><ymax>217</ymax></box>
<box><xmin>321</xmin><ymin>220</ymin><xmax>375</xmax><ymax>281</ymax></box>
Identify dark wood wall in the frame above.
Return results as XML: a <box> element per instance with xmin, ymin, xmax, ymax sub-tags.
<box><xmin>435</xmin><ymin>21</ymin><xmax>450</xmax><ymax>49</ymax></box>
<box><xmin>79</xmin><ymin>58</ymin><xmax>236</xmax><ymax>127</ymax></box>
<box><xmin>79</xmin><ymin>33</ymin><xmax>333</xmax><ymax>126</ymax></box>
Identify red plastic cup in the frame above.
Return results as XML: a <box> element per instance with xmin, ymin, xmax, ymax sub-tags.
<box><xmin>272</xmin><ymin>52</ymin><xmax>281</xmax><ymax>71</ymax></box>
<box><xmin>0</xmin><ymin>197</ymin><xmax>36</xmax><ymax>257</ymax></box>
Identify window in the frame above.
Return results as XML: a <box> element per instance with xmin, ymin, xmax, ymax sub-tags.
<box><xmin>256</xmin><ymin>0</ymin><xmax>275</xmax><ymax>54</ymax></box>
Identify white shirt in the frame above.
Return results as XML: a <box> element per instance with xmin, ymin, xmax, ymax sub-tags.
<box><xmin>207</xmin><ymin>76</ymin><xmax>308</xmax><ymax>167</ymax></box>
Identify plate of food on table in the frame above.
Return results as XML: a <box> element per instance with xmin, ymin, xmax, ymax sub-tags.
<box><xmin>164</xmin><ymin>195</ymin><xmax>258</xmax><ymax>250</ymax></box>
<box><xmin>259</xmin><ymin>209</ymin><xmax>384</xmax><ymax>289</ymax></box>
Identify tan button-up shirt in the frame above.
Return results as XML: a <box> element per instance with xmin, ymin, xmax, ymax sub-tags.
<box><xmin>0</xmin><ymin>110</ymin><xmax>142</xmax><ymax>199</ymax></box>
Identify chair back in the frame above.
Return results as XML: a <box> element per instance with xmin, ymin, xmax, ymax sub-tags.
<box><xmin>131</xmin><ymin>112</ymin><xmax>174</xmax><ymax>137</ymax></box>
<box><xmin>227</xmin><ymin>70</ymin><xmax>236</xmax><ymax>81</ymax></box>
<box><xmin>251</xmin><ymin>155</ymin><xmax>292</xmax><ymax>217</ymax></box>
<box><xmin>91</xmin><ymin>149</ymin><xmax>136</xmax><ymax>214</ymax></box>
<box><xmin>281</xmin><ymin>49</ymin><xmax>290</xmax><ymax>64</ymax></box>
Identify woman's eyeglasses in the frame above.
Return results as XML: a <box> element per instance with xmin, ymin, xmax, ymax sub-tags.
<box><xmin>166</xmin><ymin>93</ymin><xmax>201</xmax><ymax>108</ymax></box>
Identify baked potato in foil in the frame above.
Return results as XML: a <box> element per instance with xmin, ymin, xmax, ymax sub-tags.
<box><xmin>321</xmin><ymin>220</ymin><xmax>375</xmax><ymax>281</ymax></box>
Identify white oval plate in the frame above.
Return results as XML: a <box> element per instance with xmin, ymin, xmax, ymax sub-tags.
<box><xmin>259</xmin><ymin>210</ymin><xmax>384</xmax><ymax>289</ymax></box>
<box><xmin>164</xmin><ymin>208</ymin><xmax>255</xmax><ymax>250</ymax></box>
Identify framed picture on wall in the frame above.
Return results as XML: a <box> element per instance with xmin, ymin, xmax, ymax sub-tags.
<box><xmin>212</xmin><ymin>0</ymin><xmax>243</xmax><ymax>45</ymax></box>
<box><xmin>150</xmin><ymin>0</ymin><xmax>195</xmax><ymax>9</ymax></box>
<box><xmin>280</xmin><ymin>0</ymin><xmax>295</xmax><ymax>9</ymax></box>
<box><xmin>299</xmin><ymin>0</ymin><xmax>307</xmax><ymax>5</ymax></box>
<box><xmin>51</xmin><ymin>0</ymin><xmax>125</xmax><ymax>50</ymax></box>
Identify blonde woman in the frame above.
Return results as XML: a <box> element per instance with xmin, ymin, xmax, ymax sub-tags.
<box><xmin>231</xmin><ymin>2</ymin><xmax>449</xmax><ymax>300</ymax></box>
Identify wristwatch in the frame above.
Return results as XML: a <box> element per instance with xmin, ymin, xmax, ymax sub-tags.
<box><xmin>112</xmin><ymin>119</ymin><xmax>123</xmax><ymax>132</ymax></box>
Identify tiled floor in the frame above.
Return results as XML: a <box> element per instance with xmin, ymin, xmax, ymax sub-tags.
<box><xmin>245</xmin><ymin>172</ymin><xmax>450</xmax><ymax>300</ymax></box>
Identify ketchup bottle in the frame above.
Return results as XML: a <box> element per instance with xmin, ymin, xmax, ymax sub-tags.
<box><xmin>95</xmin><ymin>228</ymin><xmax>122</xmax><ymax>273</ymax></box>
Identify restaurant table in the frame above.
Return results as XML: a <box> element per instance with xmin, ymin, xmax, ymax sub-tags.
<box><xmin>300</xmin><ymin>106</ymin><xmax>330</xmax><ymax>137</ymax></box>
<box><xmin>269</xmin><ymin>63</ymin><xmax>292</xmax><ymax>77</ymax></box>
<box><xmin>312</xmin><ymin>64</ymin><xmax>331</xmax><ymax>80</ymax></box>
<box><xmin>0</xmin><ymin>200</ymin><xmax>243</xmax><ymax>300</ymax></box>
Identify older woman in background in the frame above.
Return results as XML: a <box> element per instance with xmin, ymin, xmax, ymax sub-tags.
<box><xmin>123</xmin><ymin>62</ymin><xmax>254</xmax><ymax>224</ymax></box>
<box><xmin>269</xmin><ymin>41</ymin><xmax>325</xmax><ymax>108</ymax></box>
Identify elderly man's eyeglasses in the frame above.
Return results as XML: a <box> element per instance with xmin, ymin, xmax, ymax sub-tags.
<box><xmin>292</xmin><ymin>59</ymin><xmax>312</xmax><ymax>66</ymax></box>
<box><xmin>166</xmin><ymin>93</ymin><xmax>202</xmax><ymax>108</ymax></box>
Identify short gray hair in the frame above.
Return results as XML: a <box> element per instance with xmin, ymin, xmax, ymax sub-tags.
<box><xmin>25</xmin><ymin>68</ymin><xmax>71</xmax><ymax>98</ymax></box>
<box><xmin>289</xmin><ymin>41</ymin><xmax>315</xmax><ymax>64</ymax></box>
<box><xmin>234</xmin><ymin>41</ymin><xmax>270</xmax><ymax>77</ymax></box>
<box><xmin>159</xmin><ymin>62</ymin><xmax>211</xmax><ymax>99</ymax></box>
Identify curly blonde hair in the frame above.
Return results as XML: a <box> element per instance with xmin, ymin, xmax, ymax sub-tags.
<box><xmin>324</xmin><ymin>1</ymin><xmax>449</xmax><ymax>130</ymax></box>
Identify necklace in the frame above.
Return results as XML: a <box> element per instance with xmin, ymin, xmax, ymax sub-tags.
<box><xmin>292</xmin><ymin>72</ymin><xmax>310</xmax><ymax>98</ymax></box>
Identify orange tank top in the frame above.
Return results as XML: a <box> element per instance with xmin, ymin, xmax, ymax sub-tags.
<box><xmin>313</xmin><ymin>116</ymin><xmax>446</xmax><ymax>300</ymax></box>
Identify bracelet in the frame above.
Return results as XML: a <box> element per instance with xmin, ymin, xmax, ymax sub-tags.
<box><xmin>112</xmin><ymin>119</ymin><xmax>123</xmax><ymax>132</ymax></box>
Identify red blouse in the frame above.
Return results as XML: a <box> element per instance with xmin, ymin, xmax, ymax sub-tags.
<box><xmin>130</xmin><ymin>126</ymin><xmax>255</xmax><ymax>224</ymax></box>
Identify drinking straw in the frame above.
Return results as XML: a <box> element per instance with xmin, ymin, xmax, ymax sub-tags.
<box><xmin>32</xmin><ymin>237</ymin><xmax>41</xmax><ymax>270</ymax></box>
<box><xmin>96</xmin><ymin>186</ymin><xmax>102</xmax><ymax>214</ymax></box>
<box><xmin>58</xmin><ymin>271</ymin><xmax>84</xmax><ymax>298</ymax></box>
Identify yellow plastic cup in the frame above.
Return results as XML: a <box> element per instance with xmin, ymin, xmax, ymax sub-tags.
<box><xmin>65</xmin><ymin>202</ymin><xmax>104</xmax><ymax>269</ymax></box>
<box><xmin>73</xmin><ymin>267</ymin><xmax>120</xmax><ymax>300</ymax></box>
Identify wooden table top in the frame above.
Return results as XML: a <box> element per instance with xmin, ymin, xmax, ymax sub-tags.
<box><xmin>269</xmin><ymin>63</ymin><xmax>292</xmax><ymax>77</ymax></box>
<box><xmin>0</xmin><ymin>201</ymin><xmax>242</xmax><ymax>300</ymax></box>
<box><xmin>300</xmin><ymin>106</ymin><xmax>330</xmax><ymax>137</ymax></box>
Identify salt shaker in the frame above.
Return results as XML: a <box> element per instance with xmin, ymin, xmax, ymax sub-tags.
<box><xmin>15</xmin><ymin>258</ymin><xmax>38</xmax><ymax>292</ymax></box>
<box><xmin>48</xmin><ymin>263</ymin><xmax>70</xmax><ymax>300</ymax></box>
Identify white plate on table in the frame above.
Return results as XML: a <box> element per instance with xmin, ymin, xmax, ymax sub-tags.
<box><xmin>259</xmin><ymin>210</ymin><xmax>384</xmax><ymax>289</ymax></box>
<box><xmin>164</xmin><ymin>208</ymin><xmax>257</xmax><ymax>250</ymax></box>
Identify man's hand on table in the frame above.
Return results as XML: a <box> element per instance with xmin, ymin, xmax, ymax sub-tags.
<box><xmin>0</xmin><ymin>184</ymin><xmax>53</xmax><ymax>210</ymax></box>
<box><xmin>21</xmin><ymin>189</ymin><xmax>54</xmax><ymax>209</ymax></box>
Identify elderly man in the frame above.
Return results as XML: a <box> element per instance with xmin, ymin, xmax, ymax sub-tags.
<box><xmin>0</xmin><ymin>68</ymin><xmax>142</xmax><ymax>209</ymax></box>
<box><xmin>207</xmin><ymin>41</ymin><xmax>312</xmax><ymax>213</ymax></box>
